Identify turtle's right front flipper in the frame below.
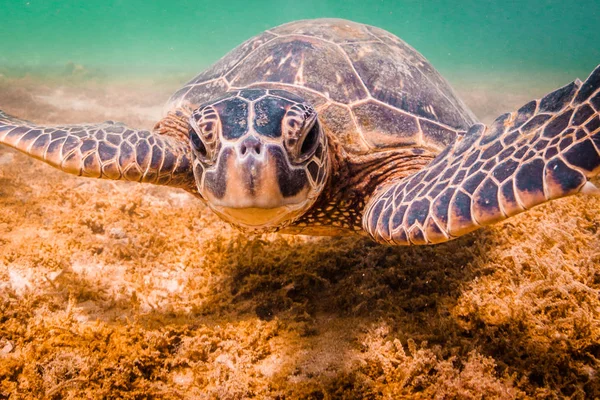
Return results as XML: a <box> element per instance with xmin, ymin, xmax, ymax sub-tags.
<box><xmin>0</xmin><ymin>111</ymin><xmax>196</xmax><ymax>192</ymax></box>
<box><xmin>363</xmin><ymin>65</ymin><xmax>600</xmax><ymax>245</ymax></box>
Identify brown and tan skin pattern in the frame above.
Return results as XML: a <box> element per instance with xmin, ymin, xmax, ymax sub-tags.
<box><xmin>0</xmin><ymin>111</ymin><xmax>196</xmax><ymax>192</ymax></box>
<box><xmin>364</xmin><ymin>65</ymin><xmax>600</xmax><ymax>245</ymax></box>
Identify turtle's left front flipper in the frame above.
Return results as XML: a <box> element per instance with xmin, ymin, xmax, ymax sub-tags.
<box><xmin>0</xmin><ymin>111</ymin><xmax>196</xmax><ymax>192</ymax></box>
<box><xmin>363</xmin><ymin>65</ymin><xmax>600</xmax><ymax>245</ymax></box>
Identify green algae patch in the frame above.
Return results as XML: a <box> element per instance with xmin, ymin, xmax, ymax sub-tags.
<box><xmin>0</xmin><ymin>76</ymin><xmax>600</xmax><ymax>398</ymax></box>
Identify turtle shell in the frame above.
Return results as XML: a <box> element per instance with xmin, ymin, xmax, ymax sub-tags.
<box><xmin>167</xmin><ymin>18</ymin><xmax>477</xmax><ymax>155</ymax></box>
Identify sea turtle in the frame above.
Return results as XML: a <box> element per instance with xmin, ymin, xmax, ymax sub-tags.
<box><xmin>1</xmin><ymin>19</ymin><xmax>599</xmax><ymax>245</ymax></box>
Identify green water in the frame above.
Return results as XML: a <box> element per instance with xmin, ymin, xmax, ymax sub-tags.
<box><xmin>1</xmin><ymin>0</ymin><xmax>599</xmax><ymax>80</ymax></box>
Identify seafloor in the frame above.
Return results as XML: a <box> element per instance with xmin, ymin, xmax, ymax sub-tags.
<box><xmin>0</xmin><ymin>71</ymin><xmax>599</xmax><ymax>399</ymax></box>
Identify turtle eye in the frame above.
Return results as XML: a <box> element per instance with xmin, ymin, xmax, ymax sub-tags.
<box><xmin>190</xmin><ymin>105</ymin><xmax>221</xmax><ymax>163</ymax></box>
<box><xmin>189</xmin><ymin>129</ymin><xmax>208</xmax><ymax>158</ymax></box>
<box><xmin>299</xmin><ymin>122</ymin><xmax>319</xmax><ymax>157</ymax></box>
<box><xmin>283</xmin><ymin>103</ymin><xmax>319</xmax><ymax>163</ymax></box>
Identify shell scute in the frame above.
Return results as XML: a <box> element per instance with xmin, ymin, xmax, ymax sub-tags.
<box><xmin>420</xmin><ymin>120</ymin><xmax>457</xmax><ymax>150</ymax></box>
<box><xmin>351</xmin><ymin>101</ymin><xmax>419</xmax><ymax>148</ymax></box>
<box><xmin>227</xmin><ymin>36</ymin><xmax>368</xmax><ymax>104</ymax></box>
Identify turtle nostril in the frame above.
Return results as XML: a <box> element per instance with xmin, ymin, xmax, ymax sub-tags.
<box><xmin>240</xmin><ymin>136</ymin><xmax>262</xmax><ymax>156</ymax></box>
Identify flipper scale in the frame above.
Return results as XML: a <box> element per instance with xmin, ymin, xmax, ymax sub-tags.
<box><xmin>364</xmin><ymin>65</ymin><xmax>600</xmax><ymax>245</ymax></box>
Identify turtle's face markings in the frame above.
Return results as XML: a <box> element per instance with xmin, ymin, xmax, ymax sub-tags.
<box><xmin>189</xmin><ymin>89</ymin><xmax>329</xmax><ymax>231</ymax></box>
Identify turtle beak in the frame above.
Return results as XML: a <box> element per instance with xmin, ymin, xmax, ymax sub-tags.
<box><xmin>212</xmin><ymin>204</ymin><xmax>306</xmax><ymax>228</ymax></box>
<box><xmin>200</xmin><ymin>143</ymin><xmax>311</xmax><ymax>229</ymax></box>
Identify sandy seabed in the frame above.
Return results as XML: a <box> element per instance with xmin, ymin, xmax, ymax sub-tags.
<box><xmin>0</xmin><ymin>72</ymin><xmax>599</xmax><ymax>399</ymax></box>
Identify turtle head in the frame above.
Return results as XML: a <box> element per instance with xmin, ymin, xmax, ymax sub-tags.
<box><xmin>188</xmin><ymin>89</ymin><xmax>329</xmax><ymax>232</ymax></box>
